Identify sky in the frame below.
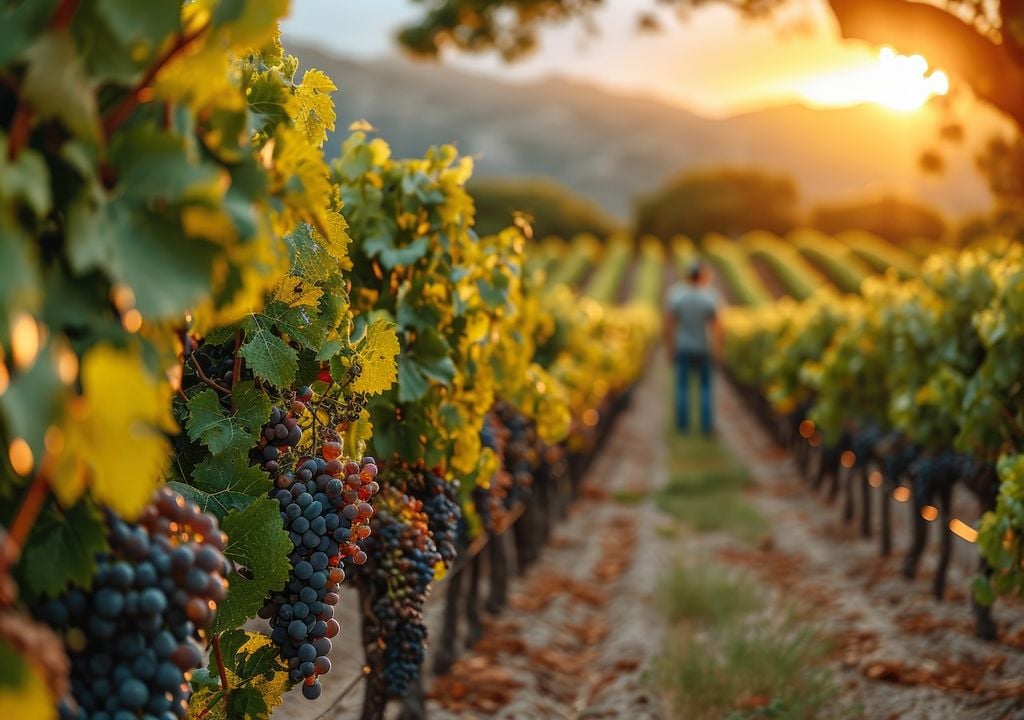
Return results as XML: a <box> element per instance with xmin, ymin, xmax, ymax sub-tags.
<box><xmin>279</xmin><ymin>0</ymin><xmax>937</xmax><ymax>117</ymax></box>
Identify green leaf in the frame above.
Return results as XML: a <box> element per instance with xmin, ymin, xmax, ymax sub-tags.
<box><xmin>20</xmin><ymin>30</ymin><xmax>99</xmax><ymax>141</ymax></box>
<box><xmin>261</xmin><ymin>301</ymin><xmax>327</xmax><ymax>352</ymax></box>
<box><xmin>0</xmin><ymin>0</ymin><xmax>55</xmax><ymax>65</ymax></box>
<box><xmin>284</xmin><ymin>224</ymin><xmax>332</xmax><ymax>283</ymax></box>
<box><xmin>95</xmin><ymin>0</ymin><xmax>180</xmax><ymax>54</ymax></box>
<box><xmin>214</xmin><ymin>499</ymin><xmax>291</xmax><ymax>634</ymax></box>
<box><xmin>168</xmin><ymin>452</ymin><xmax>270</xmax><ymax>520</ymax></box>
<box><xmin>396</xmin><ymin>354</ymin><xmax>431</xmax><ymax>403</ymax></box>
<box><xmin>186</xmin><ymin>383</ymin><xmax>270</xmax><ymax>456</ymax></box>
<box><xmin>394</xmin><ymin>326</ymin><xmax>455</xmax><ymax>402</ymax></box>
<box><xmin>189</xmin><ymin>631</ymin><xmax>289</xmax><ymax>720</ymax></box>
<box><xmin>240</xmin><ymin>316</ymin><xmax>298</xmax><ymax>388</ymax></box>
<box><xmin>971</xmin><ymin>576</ymin><xmax>995</xmax><ymax>607</ymax></box>
<box><xmin>0</xmin><ymin>344</ymin><xmax>64</xmax><ymax>459</ymax></box>
<box><xmin>66</xmin><ymin>198</ymin><xmax>219</xmax><ymax>319</ymax></box>
<box><xmin>111</xmin><ymin>124</ymin><xmax>221</xmax><ymax>205</ymax></box>
<box><xmin>366</xmin><ymin>234</ymin><xmax>429</xmax><ymax>271</ymax></box>
<box><xmin>227</xmin><ymin>686</ymin><xmax>268</xmax><ymax>720</ymax></box>
<box><xmin>17</xmin><ymin>500</ymin><xmax>108</xmax><ymax>600</ymax></box>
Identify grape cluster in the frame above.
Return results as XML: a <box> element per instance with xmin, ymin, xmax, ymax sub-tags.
<box><xmin>362</xmin><ymin>489</ymin><xmax>439</xmax><ymax>697</ymax></box>
<box><xmin>38</xmin><ymin>488</ymin><xmax>228</xmax><ymax>720</ymax></box>
<box><xmin>253</xmin><ymin>388</ymin><xmax>311</xmax><ymax>473</ymax></box>
<box><xmin>416</xmin><ymin>471</ymin><xmax>460</xmax><ymax>567</ymax></box>
<box><xmin>260</xmin><ymin>444</ymin><xmax>379</xmax><ymax>700</ymax></box>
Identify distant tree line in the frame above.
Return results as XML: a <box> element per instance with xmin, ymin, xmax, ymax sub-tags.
<box><xmin>472</xmin><ymin>168</ymin><xmax>958</xmax><ymax>247</ymax></box>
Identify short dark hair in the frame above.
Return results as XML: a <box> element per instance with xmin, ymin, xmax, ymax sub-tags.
<box><xmin>688</xmin><ymin>260</ymin><xmax>704</xmax><ymax>283</ymax></box>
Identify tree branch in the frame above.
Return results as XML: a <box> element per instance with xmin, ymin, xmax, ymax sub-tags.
<box><xmin>827</xmin><ymin>0</ymin><xmax>1024</xmax><ymax>128</ymax></box>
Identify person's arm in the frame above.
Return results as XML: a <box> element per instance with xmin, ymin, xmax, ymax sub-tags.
<box><xmin>709</xmin><ymin>312</ymin><xmax>725</xmax><ymax>364</ymax></box>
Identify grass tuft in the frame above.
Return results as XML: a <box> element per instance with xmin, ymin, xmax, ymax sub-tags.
<box><xmin>656</xmin><ymin>563</ymin><xmax>762</xmax><ymax>626</ymax></box>
<box><xmin>658</xmin><ymin>434</ymin><xmax>768</xmax><ymax>543</ymax></box>
<box><xmin>654</xmin><ymin>615</ymin><xmax>852</xmax><ymax>720</ymax></box>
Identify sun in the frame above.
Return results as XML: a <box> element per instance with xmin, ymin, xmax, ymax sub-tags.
<box><xmin>797</xmin><ymin>47</ymin><xmax>949</xmax><ymax>112</ymax></box>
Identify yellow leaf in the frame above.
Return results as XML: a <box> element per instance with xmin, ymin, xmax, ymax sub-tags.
<box><xmin>52</xmin><ymin>345</ymin><xmax>176</xmax><ymax>519</ymax></box>
<box><xmin>351</xmin><ymin>319</ymin><xmax>399</xmax><ymax>396</ymax></box>
<box><xmin>293</xmin><ymin>68</ymin><xmax>337</xmax><ymax>149</ymax></box>
<box><xmin>271</xmin><ymin>275</ymin><xmax>323</xmax><ymax>308</ymax></box>
<box><xmin>0</xmin><ymin>643</ymin><xmax>56</xmax><ymax>720</ymax></box>
<box><xmin>187</xmin><ymin>632</ymin><xmax>290</xmax><ymax>720</ymax></box>
<box><xmin>314</xmin><ymin>208</ymin><xmax>351</xmax><ymax>270</ymax></box>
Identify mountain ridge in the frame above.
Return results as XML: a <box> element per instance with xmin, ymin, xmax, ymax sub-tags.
<box><xmin>288</xmin><ymin>42</ymin><xmax>998</xmax><ymax>219</ymax></box>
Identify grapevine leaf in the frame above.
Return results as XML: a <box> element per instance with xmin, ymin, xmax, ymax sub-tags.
<box><xmin>270</xmin><ymin>276</ymin><xmax>322</xmax><ymax>309</ymax></box>
<box><xmin>168</xmin><ymin>452</ymin><xmax>270</xmax><ymax>520</ymax></box>
<box><xmin>240</xmin><ymin>316</ymin><xmax>298</xmax><ymax>387</ymax></box>
<box><xmin>396</xmin><ymin>327</ymin><xmax>455</xmax><ymax>402</ymax></box>
<box><xmin>53</xmin><ymin>345</ymin><xmax>176</xmax><ymax>519</ymax></box>
<box><xmin>93</xmin><ymin>0</ymin><xmax>180</xmax><ymax>56</ymax></box>
<box><xmin>261</xmin><ymin>301</ymin><xmax>327</xmax><ymax>352</ymax></box>
<box><xmin>315</xmin><ymin>210</ymin><xmax>351</xmax><ymax>269</ymax></box>
<box><xmin>222</xmin><ymin>630</ymin><xmax>287</xmax><ymax>687</ymax></box>
<box><xmin>20</xmin><ymin>30</ymin><xmax>99</xmax><ymax>141</ymax></box>
<box><xmin>0</xmin><ymin>1</ymin><xmax>53</xmax><ymax>65</ymax></box>
<box><xmin>227</xmin><ymin>687</ymin><xmax>268</xmax><ymax>720</ymax></box>
<box><xmin>17</xmin><ymin>500</ymin><xmax>107</xmax><ymax>600</ymax></box>
<box><xmin>284</xmin><ymin>224</ymin><xmax>332</xmax><ymax>283</ymax></box>
<box><xmin>214</xmin><ymin>499</ymin><xmax>291</xmax><ymax>634</ymax></box>
<box><xmin>0</xmin><ymin>344</ymin><xmax>63</xmax><ymax>462</ymax></box>
<box><xmin>396</xmin><ymin>356</ymin><xmax>430</xmax><ymax>403</ymax></box>
<box><xmin>186</xmin><ymin>382</ymin><xmax>269</xmax><ymax>456</ymax></box>
<box><xmin>351</xmin><ymin>319</ymin><xmax>399</xmax><ymax>396</ymax></box>
<box><xmin>365</xmin><ymin>233</ymin><xmax>429</xmax><ymax>271</ymax></box>
<box><xmin>188</xmin><ymin>633</ymin><xmax>288</xmax><ymax>720</ymax></box>
<box><xmin>0</xmin><ymin>639</ymin><xmax>55</xmax><ymax>719</ymax></box>
<box><xmin>67</xmin><ymin>199</ymin><xmax>220</xmax><ymax>319</ymax></box>
<box><xmin>293</xmin><ymin>68</ymin><xmax>336</xmax><ymax>149</ymax></box>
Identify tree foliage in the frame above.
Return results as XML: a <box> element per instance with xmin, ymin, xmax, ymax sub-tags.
<box><xmin>810</xmin><ymin>195</ymin><xmax>947</xmax><ymax>245</ymax></box>
<box><xmin>470</xmin><ymin>176</ymin><xmax>620</xmax><ymax>240</ymax></box>
<box><xmin>634</xmin><ymin>168</ymin><xmax>799</xmax><ymax>242</ymax></box>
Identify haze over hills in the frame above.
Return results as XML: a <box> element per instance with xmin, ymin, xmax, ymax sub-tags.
<box><xmin>289</xmin><ymin>42</ymin><xmax>1003</xmax><ymax>220</ymax></box>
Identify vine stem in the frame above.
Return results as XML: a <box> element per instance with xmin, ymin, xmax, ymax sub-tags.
<box><xmin>6</xmin><ymin>105</ymin><xmax>33</xmax><ymax>162</ymax></box>
<box><xmin>3</xmin><ymin>472</ymin><xmax>50</xmax><ymax>572</ymax></box>
<box><xmin>50</xmin><ymin>0</ymin><xmax>80</xmax><ymax>28</ymax></box>
<box><xmin>189</xmin><ymin>353</ymin><xmax>230</xmax><ymax>395</ymax></box>
<box><xmin>101</xmin><ymin>23</ymin><xmax>209</xmax><ymax>137</ymax></box>
<box><xmin>212</xmin><ymin>634</ymin><xmax>229</xmax><ymax>692</ymax></box>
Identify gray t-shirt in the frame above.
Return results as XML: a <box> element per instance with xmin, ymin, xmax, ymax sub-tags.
<box><xmin>665</xmin><ymin>282</ymin><xmax>720</xmax><ymax>354</ymax></box>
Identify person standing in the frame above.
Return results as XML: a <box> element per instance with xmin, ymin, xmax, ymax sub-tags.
<box><xmin>663</xmin><ymin>261</ymin><xmax>723</xmax><ymax>434</ymax></box>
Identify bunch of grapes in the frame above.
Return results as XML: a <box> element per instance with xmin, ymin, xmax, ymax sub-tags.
<box><xmin>37</xmin><ymin>488</ymin><xmax>228</xmax><ymax>720</ymax></box>
<box><xmin>260</xmin><ymin>443</ymin><xmax>379</xmax><ymax>700</ymax></box>
<box><xmin>252</xmin><ymin>388</ymin><xmax>312</xmax><ymax>473</ymax></box>
<box><xmin>475</xmin><ymin>413</ymin><xmax>516</xmax><ymax>533</ymax></box>
<box><xmin>361</xmin><ymin>487</ymin><xmax>439</xmax><ymax>697</ymax></box>
<box><xmin>414</xmin><ymin>471</ymin><xmax>461</xmax><ymax>567</ymax></box>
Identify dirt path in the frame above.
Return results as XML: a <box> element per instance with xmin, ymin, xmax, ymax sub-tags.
<box><xmin>423</xmin><ymin>359</ymin><xmax>673</xmax><ymax>719</ymax></box>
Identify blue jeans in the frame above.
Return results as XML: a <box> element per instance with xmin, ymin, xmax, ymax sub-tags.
<box><xmin>675</xmin><ymin>351</ymin><xmax>713</xmax><ymax>434</ymax></box>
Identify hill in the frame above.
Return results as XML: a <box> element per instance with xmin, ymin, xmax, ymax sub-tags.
<box><xmin>289</xmin><ymin>42</ymin><xmax>1000</xmax><ymax>219</ymax></box>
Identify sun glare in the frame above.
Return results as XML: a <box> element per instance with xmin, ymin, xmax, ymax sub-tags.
<box><xmin>798</xmin><ymin>47</ymin><xmax>949</xmax><ymax>112</ymax></box>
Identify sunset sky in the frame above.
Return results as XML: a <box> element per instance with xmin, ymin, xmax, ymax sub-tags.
<box><xmin>281</xmin><ymin>0</ymin><xmax>950</xmax><ymax>116</ymax></box>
